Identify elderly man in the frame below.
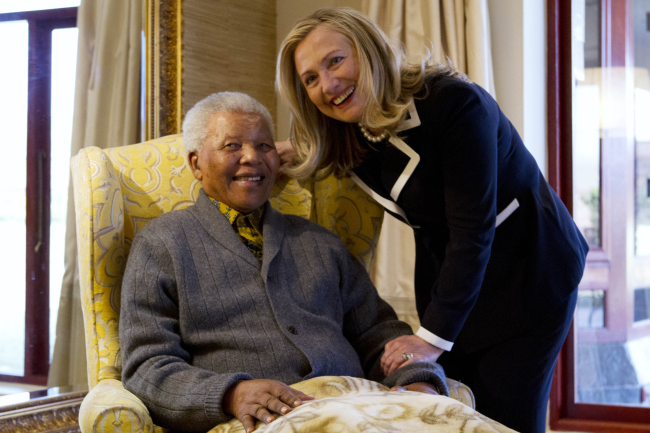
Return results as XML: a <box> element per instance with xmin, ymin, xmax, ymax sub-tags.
<box><xmin>119</xmin><ymin>92</ymin><xmax>448</xmax><ymax>433</ymax></box>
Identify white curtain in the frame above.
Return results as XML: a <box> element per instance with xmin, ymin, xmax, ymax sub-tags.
<box><xmin>362</xmin><ymin>0</ymin><xmax>495</xmax><ymax>331</ymax></box>
<box><xmin>48</xmin><ymin>0</ymin><xmax>143</xmax><ymax>388</ymax></box>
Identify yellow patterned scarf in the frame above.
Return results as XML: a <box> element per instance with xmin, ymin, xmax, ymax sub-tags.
<box><xmin>209</xmin><ymin>197</ymin><xmax>264</xmax><ymax>263</ymax></box>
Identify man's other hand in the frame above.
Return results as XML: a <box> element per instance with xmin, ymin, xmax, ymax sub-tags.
<box><xmin>223</xmin><ymin>379</ymin><xmax>314</xmax><ymax>433</ymax></box>
<box><xmin>390</xmin><ymin>382</ymin><xmax>440</xmax><ymax>395</ymax></box>
<box><xmin>275</xmin><ymin>140</ymin><xmax>296</xmax><ymax>175</ymax></box>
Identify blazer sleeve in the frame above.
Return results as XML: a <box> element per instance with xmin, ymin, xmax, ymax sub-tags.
<box><xmin>120</xmin><ymin>231</ymin><xmax>253</xmax><ymax>431</ymax></box>
<box><xmin>418</xmin><ymin>83</ymin><xmax>500</xmax><ymax>343</ymax></box>
<box><xmin>337</xmin><ymin>246</ymin><xmax>448</xmax><ymax>395</ymax></box>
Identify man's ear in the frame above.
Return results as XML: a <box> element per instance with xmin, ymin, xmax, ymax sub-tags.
<box><xmin>188</xmin><ymin>151</ymin><xmax>203</xmax><ymax>180</ymax></box>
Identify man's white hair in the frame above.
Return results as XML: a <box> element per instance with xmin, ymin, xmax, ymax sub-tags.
<box><xmin>182</xmin><ymin>91</ymin><xmax>275</xmax><ymax>153</ymax></box>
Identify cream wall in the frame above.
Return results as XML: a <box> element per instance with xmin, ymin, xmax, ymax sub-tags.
<box><xmin>488</xmin><ymin>0</ymin><xmax>547</xmax><ymax>175</ymax></box>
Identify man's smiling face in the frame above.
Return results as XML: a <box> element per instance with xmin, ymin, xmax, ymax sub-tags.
<box><xmin>188</xmin><ymin>110</ymin><xmax>280</xmax><ymax>214</ymax></box>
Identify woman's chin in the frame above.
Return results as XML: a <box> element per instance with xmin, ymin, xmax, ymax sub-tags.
<box><xmin>334</xmin><ymin>107</ymin><xmax>363</xmax><ymax>124</ymax></box>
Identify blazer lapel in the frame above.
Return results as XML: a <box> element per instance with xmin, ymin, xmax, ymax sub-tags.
<box><xmin>386</xmin><ymin>99</ymin><xmax>421</xmax><ymax>201</ymax></box>
<box><xmin>351</xmin><ymin>99</ymin><xmax>422</xmax><ymax>228</ymax></box>
<box><xmin>190</xmin><ymin>189</ymin><xmax>259</xmax><ymax>268</ymax></box>
<box><xmin>395</xmin><ymin>99</ymin><xmax>421</xmax><ymax>133</ymax></box>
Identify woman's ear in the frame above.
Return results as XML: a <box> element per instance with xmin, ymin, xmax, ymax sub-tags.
<box><xmin>188</xmin><ymin>151</ymin><xmax>203</xmax><ymax>180</ymax></box>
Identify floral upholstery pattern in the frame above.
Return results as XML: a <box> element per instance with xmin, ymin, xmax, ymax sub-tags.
<box><xmin>73</xmin><ymin>134</ymin><xmax>386</xmax><ymax>433</ymax></box>
<box><xmin>79</xmin><ymin>379</ymin><xmax>159</xmax><ymax>433</ymax></box>
<box><xmin>209</xmin><ymin>376</ymin><xmax>507</xmax><ymax>433</ymax></box>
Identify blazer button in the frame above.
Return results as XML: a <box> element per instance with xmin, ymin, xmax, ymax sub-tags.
<box><xmin>287</xmin><ymin>325</ymin><xmax>298</xmax><ymax>335</ymax></box>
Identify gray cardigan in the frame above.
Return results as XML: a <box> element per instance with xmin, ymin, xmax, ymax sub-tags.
<box><xmin>120</xmin><ymin>190</ymin><xmax>447</xmax><ymax>432</ymax></box>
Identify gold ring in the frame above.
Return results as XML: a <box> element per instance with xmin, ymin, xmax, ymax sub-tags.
<box><xmin>401</xmin><ymin>352</ymin><xmax>414</xmax><ymax>362</ymax></box>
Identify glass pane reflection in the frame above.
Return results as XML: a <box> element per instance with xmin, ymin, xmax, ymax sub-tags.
<box><xmin>0</xmin><ymin>20</ymin><xmax>28</xmax><ymax>376</ymax></box>
<box><xmin>576</xmin><ymin>290</ymin><xmax>605</xmax><ymax>328</ymax></box>
<box><xmin>573</xmin><ymin>0</ymin><xmax>602</xmax><ymax>250</ymax></box>
<box><xmin>49</xmin><ymin>27</ymin><xmax>78</xmax><ymax>362</ymax></box>
<box><xmin>573</xmin><ymin>0</ymin><xmax>650</xmax><ymax>408</ymax></box>
<box><xmin>635</xmin><ymin>0</ymin><xmax>650</xmax><ymax>256</ymax></box>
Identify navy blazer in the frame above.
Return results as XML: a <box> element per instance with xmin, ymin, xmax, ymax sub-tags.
<box><xmin>353</xmin><ymin>76</ymin><xmax>589</xmax><ymax>353</ymax></box>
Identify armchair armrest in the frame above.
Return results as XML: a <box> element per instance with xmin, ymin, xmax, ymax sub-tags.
<box><xmin>446</xmin><ymin>377</ymin><xmax>475</xmax><ymax>408</ymax></box>
<box><xmin>78</xmin><ymin>379</ymin><xmax>158</xmax><ymax>433</ymax></box>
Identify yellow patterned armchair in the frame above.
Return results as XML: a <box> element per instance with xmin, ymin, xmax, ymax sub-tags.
<box><xmin>72</xmin><ymin>134</ymin><xmax>474</xmax><ymax>433</ymax></box>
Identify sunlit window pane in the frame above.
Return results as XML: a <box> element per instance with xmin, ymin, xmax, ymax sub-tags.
<box><xmin>49</xmin><ymin>27</ymin><xmax>78</xmax><ymax>362</ymax></box>
<box><xmin>576</xmin><ymin>290</ymin><xmax>605</xmax><ymax>328</ymax></box>
<box><xmin>635</xmin><ymin>288</ymin><xmax>650</xmax><ymax>322</ymax></box>
<box><xmin>573</xmin><ymin>80</ymin><xmax>601</xmax><ymax>249</ymax></box>
<box><xmin>0</xmin><ymin>1</ymin><xmax>80</xmax><ymax>14</ymax></box>
<box><xmin>0</xmin><ymin>20</ymin><xmax>28</xmax><ymax>376</ymax></box>
<box><xmin>573</xmin><ymin>0</ymin><xmax>650</xmax><ymax>408</ymax></box>
<box><xmin>573</xmin><ymin>0</ymin><xmax>602</xmax><ymax>250</ymax></box>
<box><xmin>634</xmin><ymin>57</ymin><xmax>650</xmax><ymax>256</ymax></box>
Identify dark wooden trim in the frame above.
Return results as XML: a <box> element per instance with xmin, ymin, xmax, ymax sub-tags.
<box><xmin>553</xmin><ymin>419</ymin><xmax>650</xmax><ymax>433</ymax></box>
<box><xmin>0</xmin><ymin>374</ymin><xmax>48</xmax><ymax>386</ymax></box>
<box><xmin>24</xmin><ymin>14</ymin><xmax>76</xmax><ymax>382</ymax></box>
<box><xmin>548</xmin><ymin>0</ymin><xmax>650</xmax><ymax>430</ymax></box>
<box><xmin>546</xmin><ymin>0</ymin><xmax>561</xmax><ymax>197</ymax></box>
<box><xmin>25</xmin><ymin>15</ymin><xmax>53</xmax><ymax>381</ymax></box>
<box><xmin>0</xmin><ymin>386</ymin><xmax>87</xmax><ymax>412</ymax></box>
<box><xmin>0</xmin><ymin>7</ymin><xmax>77</xmax><ymax>23</ymax></box>
<box><xmin>548</xmin><ymin>0</ymin><xmax>575</xmax><ymax>424</ymax></box>
<box><xmin>0</xmin><ymin>386</ymin><xmax>86</xmax><ymax>433</ymax></box>
<box><xmin>2</xmin><ymin>7</ymin><xmax>77</xmax><ymax>385</ymax></box>
<box><xmin>547</xmin><ymin>0</ymin><xmax>574</xmax><ymax>207</ymax></box>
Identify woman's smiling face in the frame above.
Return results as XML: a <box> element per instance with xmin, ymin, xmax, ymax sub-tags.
<box><xmin>294</xmin><ymin>25</ymin><xmax>364</xmax><ymax>124</ymax></box>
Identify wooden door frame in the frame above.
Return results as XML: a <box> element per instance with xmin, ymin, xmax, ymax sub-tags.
<box><xmin>548</xmin><ymin>0</ymin><xmax>650</xmax><ymax>430</ymax></box>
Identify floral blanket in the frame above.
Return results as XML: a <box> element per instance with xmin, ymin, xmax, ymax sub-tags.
<box><xmin>209</xmin><ymin>376</ymin><xmax>518</xmax><ymax>433</ymax></box>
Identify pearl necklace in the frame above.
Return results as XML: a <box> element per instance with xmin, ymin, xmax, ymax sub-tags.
<box><xmin>358</xmin><ymin>123</ymin><xmax>388</xmax><ymax>143</ymax></box>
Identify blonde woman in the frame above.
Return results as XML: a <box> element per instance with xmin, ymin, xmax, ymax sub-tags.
<box><xmin>276</xmin><ymin>7</ymin><xmax>588</xmax><ymax>433</ymax></box>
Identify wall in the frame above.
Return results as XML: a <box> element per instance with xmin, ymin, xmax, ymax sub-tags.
<box><xmin>488</xmin><ymin>0</ymin><xmax>547</xmax><ymax>175</ymax></box>
<box><xmin>182</xmin><ymin>0</ymin><xmax>277</xmax><ymax>120</ymax></box>
<box><xmin>276</xmin><ymin>0</ymin><xmax>362</xmax><ymax>139</ymax></box>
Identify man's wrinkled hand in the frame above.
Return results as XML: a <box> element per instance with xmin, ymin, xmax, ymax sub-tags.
<box><xmin>275</xmin><ymin>140</ymin><xmax>297</xmax><ymax>176</ymax></box>
<box><xmin>381</xmin><ymin>335</ymin><xmax>444</xmax><ymax>376</ymax></box>
<box><xmin>223</xmin><ymin>379</ymin><xmax>314</xmax><ymax>433</ymax></box>
<box><xmin>390</xmin><ymin>382</ymin><xmax>440</xmax><ymax>395</ymax></box>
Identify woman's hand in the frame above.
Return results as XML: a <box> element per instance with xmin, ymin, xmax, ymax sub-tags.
<box><xmin>390</xmin><ymin>382</ymin><xmax>440</xmax><ymax>395</ymax></box>
<box><xmin>381</xmin><ymin>335</ymin><xmax>444</xmax><ymax>376</ymax></box>
<box><xmin>275</xmin><ymin>140</ymin><xmax>297</xmax><ymax>175</ymax></box>
<box><xmin>223</xmin><ymin>379</ymin><xmax>314</xmax><ymax>433</ymax></box>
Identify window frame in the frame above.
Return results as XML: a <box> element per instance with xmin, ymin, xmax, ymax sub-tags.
<box><xmin>0</xmin><ymin>7</ymin><xmax>77</xmax><ymax>386</ymax></box>
<box><xmin>548</xmin><ymin>0</ymin><xmax>650</xmax><ymax>429</ymax></box>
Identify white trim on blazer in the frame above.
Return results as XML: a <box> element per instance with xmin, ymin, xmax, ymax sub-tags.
<box><xmin>349</xmin><ymin>172</ymin><xmax>419</xmax><ymax>228</ymax></box>
<box><xmin>390</xmin><ymin>100</ymin><xmax>421</xmax><ymax>201</ymax></box>
<box><xmin>495</xmin><ymin>198</ymin><xmax>519</xmax><ymax>228</ymax></box>
<box><xmin>351</xmin><ymin>100</ymin><xmax>519</xmax><ymax>229</ymax></box>
<box><xmin>388</xmin><ymin>135</ymin><xmax>420</xmax><ymax>202</ymax></box>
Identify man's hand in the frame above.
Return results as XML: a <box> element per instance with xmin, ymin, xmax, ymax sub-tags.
<box><xmin>381</xmin><ymin>335</ymin><xmax>444</xmax><ymax>376</ymax></box>
<box><xmin>275</xmin><ymin>140</ymin><xmax>297</xmax><ymax>175</ymax></box>
<box><xmin>390</xmin><ymin>382</ymin><xmax>440</xmax><ymax>395</ymax></box>
<box><xmin>223</xmin><ymin>379</ymin><xmax>314</xmax><ymax>433</ymax></box>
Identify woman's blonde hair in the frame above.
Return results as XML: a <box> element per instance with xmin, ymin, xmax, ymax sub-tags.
<box><xmin>276</xmin><ymin>7</ymin><xmax>465</xmax><ymax>179</ymax></box>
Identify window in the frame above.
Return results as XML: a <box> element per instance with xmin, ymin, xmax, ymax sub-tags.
<box><xmin>0</xmin><ymin>5</ymin><xmax>78</xmax><ymax>385</ymax></box>
<box><xmin>549</xmin><ymin>0</ymin><xmax>650</xmax><ymax>429</ymax></box>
